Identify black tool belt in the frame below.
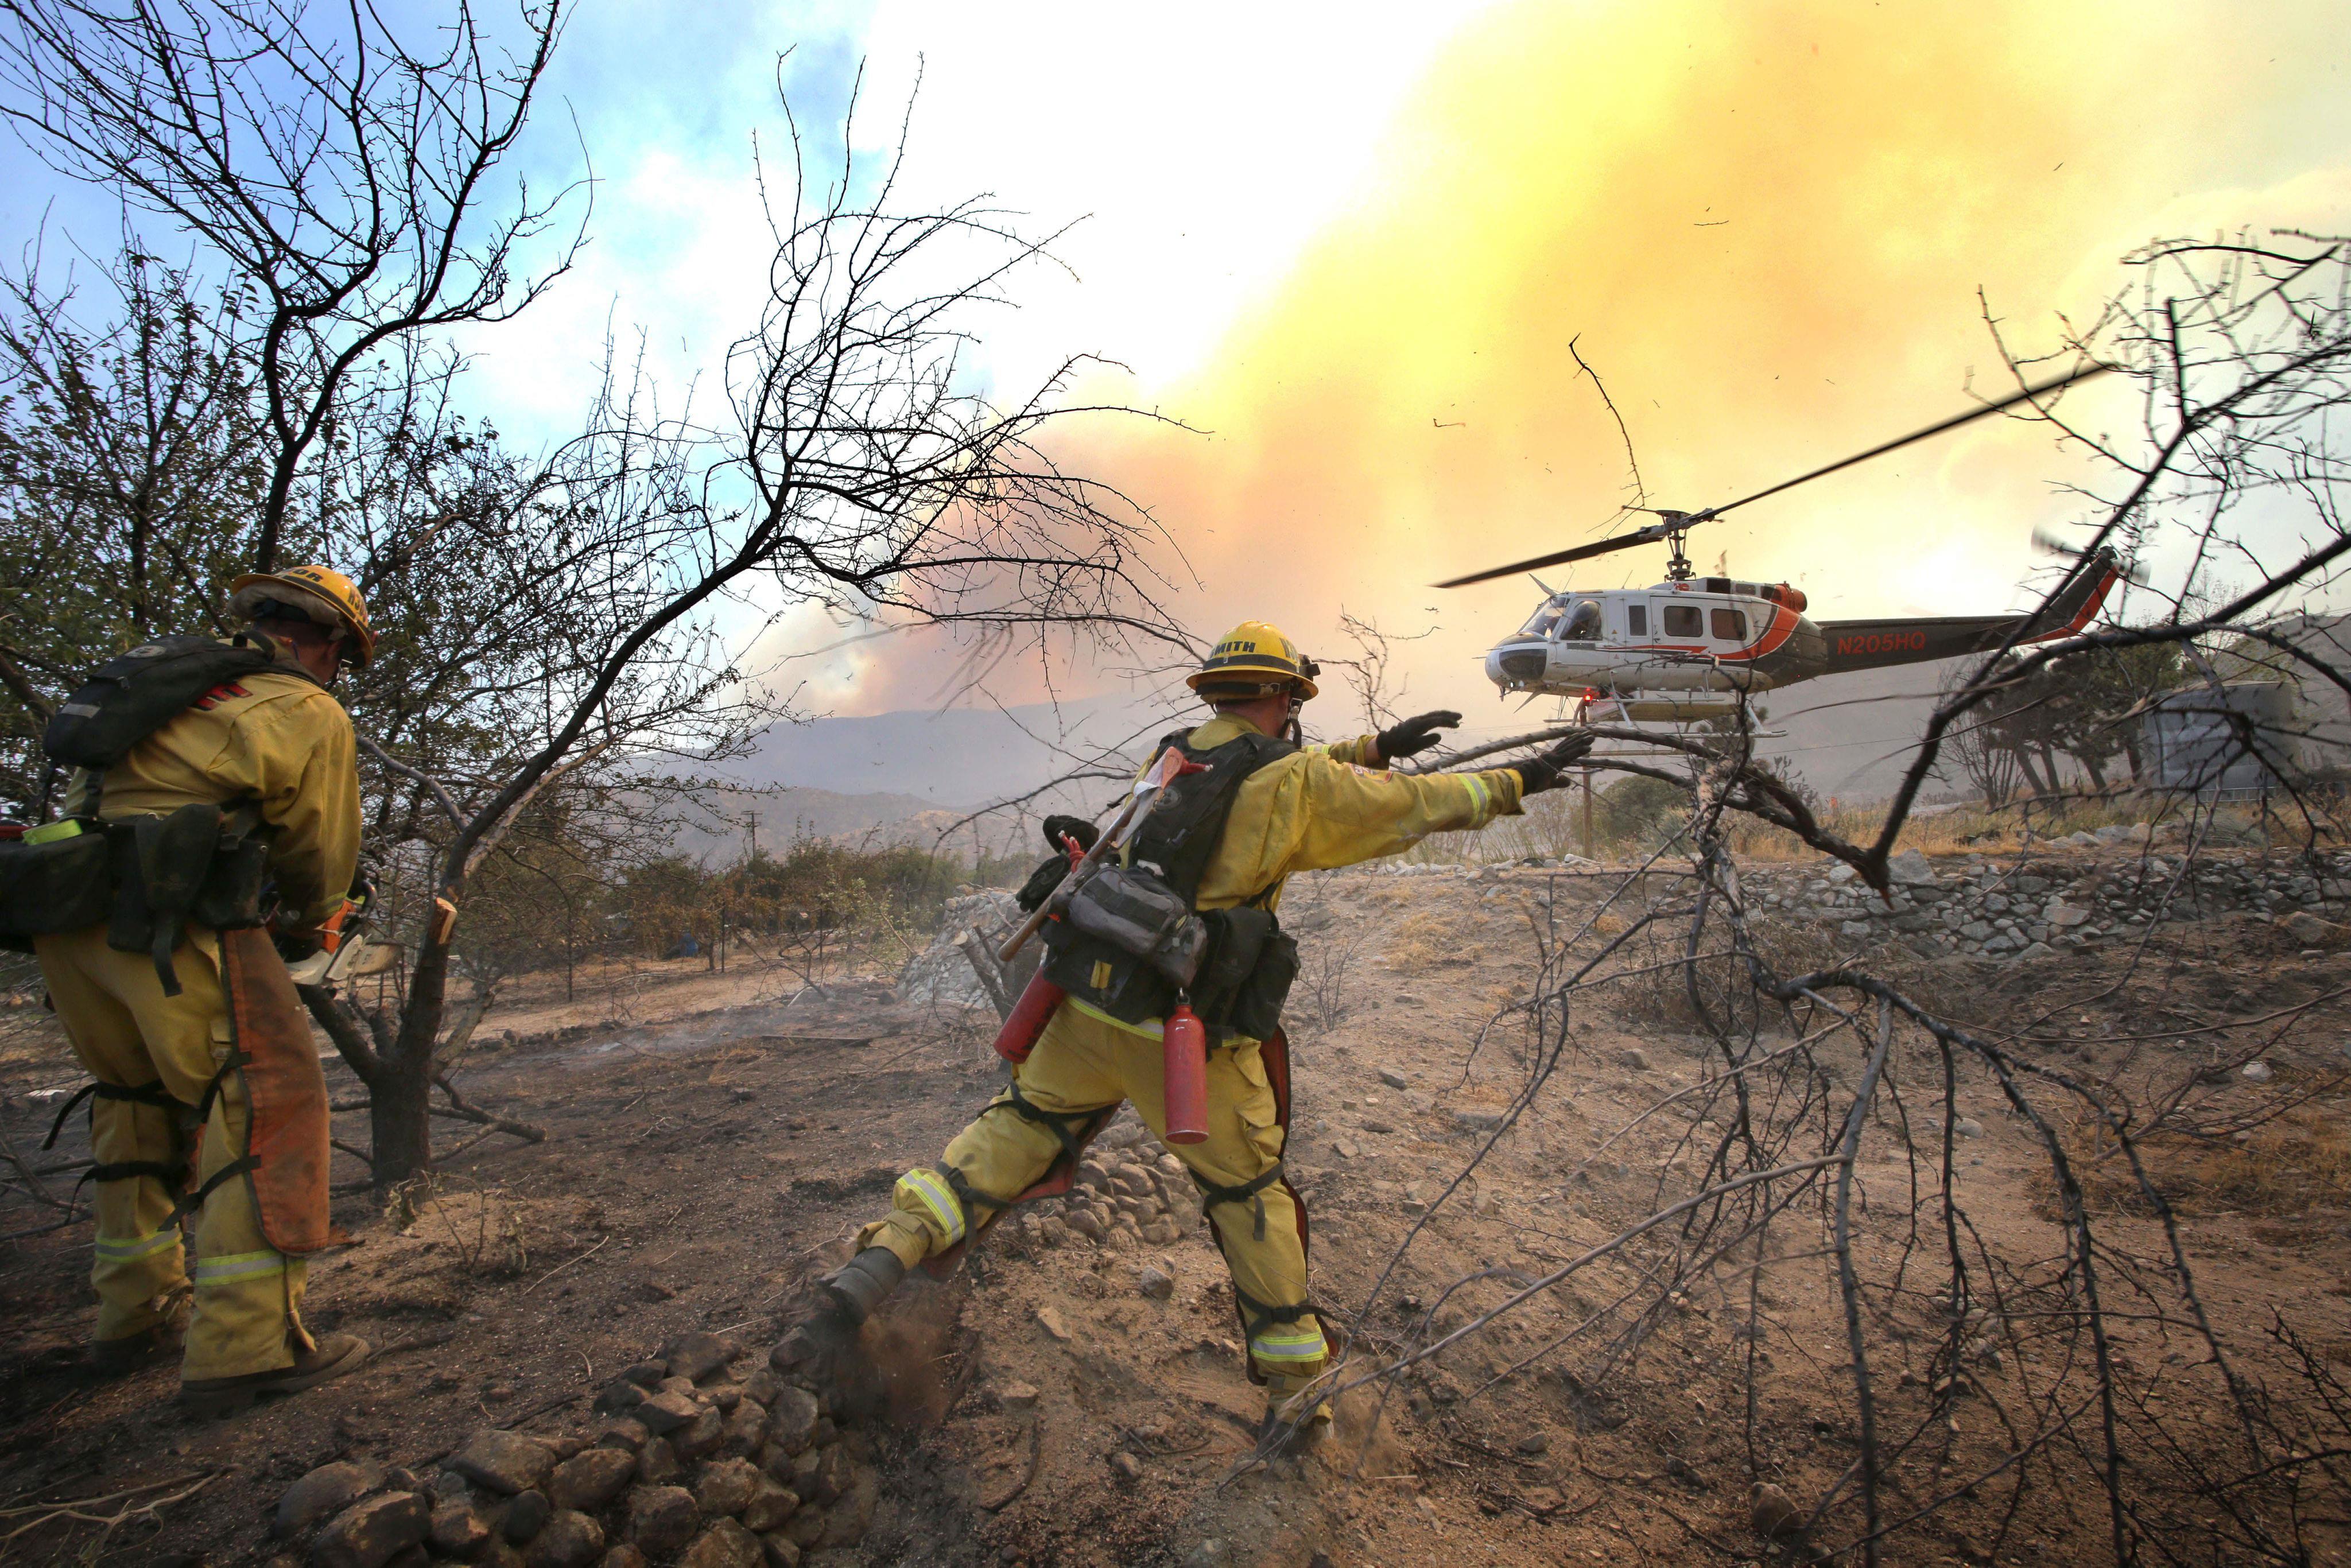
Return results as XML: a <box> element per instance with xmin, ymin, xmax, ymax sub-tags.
<box><xmin>0</xmin><ymin>804</ymin><xmax>269</xmax><ymax>985</ymax></box>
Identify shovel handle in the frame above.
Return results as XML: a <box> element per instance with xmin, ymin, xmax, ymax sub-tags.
<box><xmin>997</xmin><ymin>903</ymin><xmax>1052</xmax><ymax>964</ymax></box>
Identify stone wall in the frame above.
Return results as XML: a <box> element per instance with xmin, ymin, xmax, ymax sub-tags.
<box><xmin>1740</xmin><ymin>838</ymin><xmax>2351</xmax><ymax>960</ymax></box>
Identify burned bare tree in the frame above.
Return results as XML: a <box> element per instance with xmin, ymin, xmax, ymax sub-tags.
<box><xmin>1287</xmin><ymin>232</ymin><xmax>2351</xmax><ymax>1565</ymax></box>
<box><xmin>0</xmin><ymin>0</ymin><xmax>583</xmax><ymax>572</ymax></box>
<box><xmin>308</xmin><ymin>91</ymin><xmax>1188</xmax><ymax>1186</ymax></box>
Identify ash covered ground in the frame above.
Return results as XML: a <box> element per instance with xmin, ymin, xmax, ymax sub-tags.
<box><xmin>6</xmin><ymin>840</ymin><xmax>2351</xmax><ymax>1567</ymax></box>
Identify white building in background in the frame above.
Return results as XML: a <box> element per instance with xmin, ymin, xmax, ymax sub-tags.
<box><xmin>2138</xmin><ymin>682</ymin><xmax>2301</xmax><ymax>797</ymax></box>
<box><xmin>2154</xmin><ymin>612</ymin><xmax>2351</xmax><ymax>797</ymax></box>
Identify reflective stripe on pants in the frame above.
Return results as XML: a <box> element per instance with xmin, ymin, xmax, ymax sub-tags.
<box><xmin>857</xmin><ymin>1002</ymin><xmax>1320</xmax><ymax>1384</ymax></box>
<box><xmin>1250</xmin><ymin>1324</ymin><xmax>1329</xmax><ymax>1364</ymax></box>
<box><xmin>893</xmin><ymin>1169</ymin><xmax>967</xmax><ymax>1244</ymax></box>
<box><xmin>193</xmin><ymin>1249</ymin><xmax>290</xmax><ymax>1284</ymax></box>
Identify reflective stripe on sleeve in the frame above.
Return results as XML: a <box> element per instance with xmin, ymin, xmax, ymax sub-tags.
<box><xmin>1462</xmin><ymin>774</ymin><xmax>1493</xmax><ymax>821</ymax></box>
<box><xmin>1250</xmin><ymin>1325</ymin><xmax>1329</xmax><ymax>1363</ymax></box>
<box><xmin>95</xmin><ymin>1227</ymin><xmax>181</xmax><ymax>1262</ymax></box>
<box><xmin>192</xmin><ymin>1249</ymin><xmax>287</xmax><ymax>1284</ymax></box>
<box><xmin>895</xmin><ymin>1169</ymin><xmax>967</xmax><ymax>1244</ymax></box>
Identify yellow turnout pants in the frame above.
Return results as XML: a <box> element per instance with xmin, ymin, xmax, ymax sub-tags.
<box><xmin>35</xmin><ymin>925</ymin><xmax>311</xmax><ymax>1381</ymax></box>
<box><xmin>860</xmin><ymin>1002</ymin><xmax>1325</xmax><ymax>1388</ymax></box>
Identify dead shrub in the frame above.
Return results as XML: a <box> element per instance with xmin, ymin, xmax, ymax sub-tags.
<box><xmin>1295</xmin><ymin>927</ymin><xmax>1369</xmax><ymax>1039</ymax></box>
<box><xmin>1384</xmin><ymin>911</ymin><xmax>1473</xmax><ymax>972</ymax></box>
<box><xmin>2054</xmin><ymin>1105</ymin><xmax>2351</xmax><ymax>1221</ymax></box>
<box><xmin>389</xmin><ymin>1175</ymin><xmax>532</xmax><ymax>1276</ymax></box>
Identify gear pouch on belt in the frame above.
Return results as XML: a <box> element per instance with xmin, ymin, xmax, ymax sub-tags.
<box><xmin>1064</xmin><ymin>863</ymin><xmax>1208</xmax><ymax>987</ymax></box>
<box><xmin>191</xmin><ymin>832</ymin><xmax>268</xmax><ymax>930</ymax></box>
<box><xmin>1224</xmin><ymin>929</ymin><xmax>1299</xmax><ymax>1042</ymax></box>
<box><xmin>0</xmin><ymin>822</ymin><xmax>112</xmax><ymax>945</ymax></box>
<box><xmin>1193</xmin><ymin>907</ymin><xmax>1271</xmax><ymax>1026</ymax></box>
<box><xmin>105</xmin><ymin>804</ymin><xmax>222</xmax><ymax>995</ymax></box>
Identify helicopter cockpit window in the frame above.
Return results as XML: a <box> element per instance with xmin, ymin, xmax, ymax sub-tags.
<box><xmin>1560</xmin><ymin>600</ymin><xmax>1603</xmax><ymax>641</ymax></box>
<box><xmin>1518</xmin><ymin>603</ymin><xmax>1565</xmax><ymax>638</ymax></box>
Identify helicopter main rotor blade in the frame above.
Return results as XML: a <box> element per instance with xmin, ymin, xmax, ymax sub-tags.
<box><xmin>1434</xmin><ymin>360</ymin><xmax>2112</xmax><ymax>590</ymax></box>
<box><xmin>1433</xmin><ymin>517</ymin><xmax>1681</xmax><ymax>589</ymax></box>
<box><xmin>1706</xmin><ymin>361</ymin><xmax>2113</xmax><ymax>519</ymax></box>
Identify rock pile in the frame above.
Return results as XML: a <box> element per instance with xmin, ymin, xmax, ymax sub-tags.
<box><xmin>271</xmin><ymin>1329</ymin><xmax>878</xmax><ymax>1568</ymax></box>
<box><xmin>1744</xmin><ymin>844</ymin><xmax>2351</xmax><ymax>960</ymax></box>
<box><xmin>1008</xmin><ymin>1115</ymin><xmax>1197</xmax><ymax>1251</ymax></box>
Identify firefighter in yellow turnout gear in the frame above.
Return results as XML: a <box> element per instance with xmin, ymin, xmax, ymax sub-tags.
<box><xmin>26</xmin><ymin>566</ymin><xmax>374</xmax><ymax>1411</ymax></box>
<box><xmin>811</xmin><ymin>622</ymin><xmax>1592</xmax><ymax>1446</ymax></box>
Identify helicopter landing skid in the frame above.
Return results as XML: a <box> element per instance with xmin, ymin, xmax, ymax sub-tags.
<box><xmin>1574</xmin><ymin>689</ymin><xmax>1783</xmax><ymax>734</ymax></box>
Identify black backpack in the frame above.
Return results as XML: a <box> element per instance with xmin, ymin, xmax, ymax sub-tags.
<box><xmin>43</xmin><ymin>635</ymin><xmax>289</xmax><ymax>768</ymax></box>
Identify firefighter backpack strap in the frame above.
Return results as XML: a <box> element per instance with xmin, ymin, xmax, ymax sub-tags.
<box><xmin>219</xmin><ymin>925</ymin><xmax>345</xmax><ymax>1253</ymax></box>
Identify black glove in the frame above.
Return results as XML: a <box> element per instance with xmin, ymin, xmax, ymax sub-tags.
<box><xmin>1513</xmin><ymin>731</ymin><xmax>1595</xmax><ymax>795</ymax></box>
<box><xmin>1017</xmin><ymin>816</ymin><xmax>1103</xmax><ymax>913</ymax></box>
<box><xmin>1015</xmin><ymin>856</ymin><xmax>1068</xmax><ymax>914</ymax></box>
<box><xmin>1375</xmin><ymin>709</ymin><xmax>1463</xmax><ymax>764</ymax></box>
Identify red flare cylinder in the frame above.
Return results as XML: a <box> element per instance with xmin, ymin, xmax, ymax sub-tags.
<box><xmin>1162</xmin><ymin>1004</ymin><xmax>1209</xmax><ymax>1144</ymax></box>
<box><xmin>993</xmin><ymin>972</ymin><xmax>1066</xmax><ymax>1065</ymax></box>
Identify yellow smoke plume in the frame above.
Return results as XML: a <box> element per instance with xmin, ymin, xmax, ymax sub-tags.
<box><xmin>843</xmin><ymin>0</ymin><xmax>2351</xmax><ymax>720</ymax></box>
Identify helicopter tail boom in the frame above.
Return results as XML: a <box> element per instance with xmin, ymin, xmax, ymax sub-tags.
<box><xmin>1814</xmin><ymin>546</ymin><xmax>2124</xmax><ymax>673</ymax></box>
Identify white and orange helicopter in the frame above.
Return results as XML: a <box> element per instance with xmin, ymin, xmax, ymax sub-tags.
<box><xmin>1440</xmin><ymin>367</ymin><xmax>2136</xmax><ymax>723</ymax></box>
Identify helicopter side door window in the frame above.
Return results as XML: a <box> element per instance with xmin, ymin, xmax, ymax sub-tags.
<box><xmin>1559</xmin><ymin>600</ymin><xmax>1603</xmax><ymax>641</ymax></box>
<box><xmin>1661</xmin><ymin>603</ymin><xmax>1704</xmax><ymax>640</ymax></box>
<box><xmin>1625</xmin><ymin>604</ymin><xmax>1648</xmax><ymax>638</ymax></box>
<box><xmin>1710</xmin><ymin>607</ymin><xmax>1749</xmax><ymax>644</ymax></box>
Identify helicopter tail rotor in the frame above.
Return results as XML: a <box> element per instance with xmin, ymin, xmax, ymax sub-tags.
<box><xmin>2032</xmin><ymin>526</ymin><xmax>2150</xmax><ymax>585</ymax></box>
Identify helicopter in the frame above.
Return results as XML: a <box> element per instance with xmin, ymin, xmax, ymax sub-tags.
<box><xmin>1438</xmin><ymin>365</ymin><xmax>2135</xmax><ymax>722</ymax></box>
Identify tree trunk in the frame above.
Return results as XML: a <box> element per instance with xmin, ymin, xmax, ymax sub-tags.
<box><xmin>375</xmin><ymin>931</ymin><xmax>455</xmax><ymax>1188</ymax></box>
<box><xmin>368</xmin><ymin>1057</ymin><xmax>434</xmax><ymax>1190</ymax></box>
<box><xmin>2009</xmin><ymin>746</ymin><xmax>2053</xmax><ymax>799</ymax></box>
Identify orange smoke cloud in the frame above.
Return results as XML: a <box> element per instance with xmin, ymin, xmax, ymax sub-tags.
<box><xmin>838</xmin><ymin>0</ymin><xmax>2351</xmax><ymax>723</ymax></box>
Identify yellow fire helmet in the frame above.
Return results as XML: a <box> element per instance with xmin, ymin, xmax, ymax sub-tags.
<box><xmin>1186</xmin><ymin>620</ymin><xmax>1319</xmax><ymax>700</ymax></box>
<box><xmin>227</xmin><ymin>564</ymin><xmax>377</xmax><ymax>666</ymax></box>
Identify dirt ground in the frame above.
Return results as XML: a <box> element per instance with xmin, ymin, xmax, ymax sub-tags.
<box><xmin>6</xmin><ymin>854</ymin><xmax>2351</xmax><ymax>1566</ymax></box>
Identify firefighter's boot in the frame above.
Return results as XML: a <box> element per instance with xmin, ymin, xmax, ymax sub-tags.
<box><xmin>179</xmin><ymin>1331</ymin><xmax>370</xmax><ymax>1417</ymax></box>
<box><xmin>824</xmin><ymin>1247</ymin><xmax>906</xmax><ymax>1324</ymax></box>
<box><xmin>1258</xmin><ymin>1368</ymin><xmax>1334</xmax><ymax>1462</ymax></box>
<box><xmin>772</xmin><ymin>1248</ymin><xmax>906</xmax><ymax>1380</ymax></box>
<box><xmin>92</xmin><ymin>1286</ymin><xmax>191</xmax><ymax>1377</ymax></box>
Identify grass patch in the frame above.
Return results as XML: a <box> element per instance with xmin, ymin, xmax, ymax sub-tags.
<box><xmin>2058</xmin><ymin>1105</ymin><xmax>2351</xmax><ymax>1221</ymax></box>
<box><xmin>1384</xmin><ymin>911</ymin><xmax>1475</xmax><ymax>971</ymax></box>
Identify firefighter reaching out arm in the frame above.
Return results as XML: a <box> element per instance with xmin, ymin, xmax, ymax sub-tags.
<box><xmin>800</xmin><ymin>619</ymin><xmax>1589</xmax><ymax>1463</ymax></box>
